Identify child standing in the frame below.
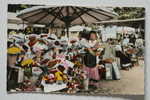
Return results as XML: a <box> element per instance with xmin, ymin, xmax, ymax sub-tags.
<box><xmin>83</xmin><ymin>31</ymin><xmax>101</xmax><ymax>91</ymax></box>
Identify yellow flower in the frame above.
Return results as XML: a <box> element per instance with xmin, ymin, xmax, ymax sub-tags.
<box><xmin>74</xmin><ymin>61</ymin><xmax>82</xmax><ymax>67</ymax></box>
<box><xmin>55</xmin><ymin>71</ymin><xmax>63</xmax><ymax>81</ymax></box>
<box><xmin>9</xmin><ymin>31</ymin><xmax>16</xmax><ymax>35</ymax></box>
<box><xmin>21</xmin><ymin>59</ymin><xmax>35</xmax><ymax>66</ymax></box>
<box><xmin>42</xmin><ymin>76</ymin><xmax>49</xmax><ymax>81</ymax></box>
<box><xmin>7</xmin><ymin>47</ymin><xmax>21</xmax><ymax>54</ymax></box>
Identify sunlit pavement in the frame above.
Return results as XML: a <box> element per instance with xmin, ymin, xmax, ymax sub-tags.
<box><xmin>94</xmin><ymin>59</ymin><xmax>144</xmax><ymax>95</ymax></box>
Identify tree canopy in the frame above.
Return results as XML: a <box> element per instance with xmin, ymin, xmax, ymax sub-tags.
<box><xmin>8</xmin><ymin>4</ymin><xmax>35</xmax><ymax>12</ymax></box>
<box><xmin>113</xmin><ymin>7</ymin><xmax>145</xmax><ymax>19</ymax></box>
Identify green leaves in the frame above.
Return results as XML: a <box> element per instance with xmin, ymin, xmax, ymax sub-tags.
<box><xmin>113</xmin><ymin>7</ymin><xmax>145</xmax><ymax>20</ymax></box>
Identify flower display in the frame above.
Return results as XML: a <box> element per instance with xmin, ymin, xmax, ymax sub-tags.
<box><xmin>7</xmin><ymin>46</ymin><xmax>22</xmax><ymax>54</ymax></box>
<box><xmin>21</xmin><ymin>59</ymin><xmax>35</xmax><ymax>66</ymax></box>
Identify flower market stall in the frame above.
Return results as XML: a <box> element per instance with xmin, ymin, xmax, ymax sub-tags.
<box><xmin>7</xmin><ymin>5</ymin><xmax>142</xmax><ymax>94</ymax></box>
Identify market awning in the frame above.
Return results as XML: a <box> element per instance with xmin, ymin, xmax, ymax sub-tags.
<box><xmin>17</xmin><ymin>5</ymin><xmax>118</xmax><ymax>37</ymax></box>
<box><xmin>95</xmin><ymin>18</ymin><xmax>145</xmax><ymax>28</ymax></box>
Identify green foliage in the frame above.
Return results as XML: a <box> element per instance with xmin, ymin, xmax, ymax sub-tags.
<box><xmin>113</xmin><ymin>7</ymin><xmax>145</xmax><ymax>19</ymax></box>
<box><xmin>8</xmin><ymin>4</ymin><xmax>34</xmax><ymax>12</ymax></box>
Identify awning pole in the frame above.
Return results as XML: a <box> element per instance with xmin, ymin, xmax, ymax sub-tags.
<box><xmin>67</xmin><ymin>27</ymin><xmax>69</xmax><ymax>38</ymax></box>
<box><xmin>65</xmin><ymin>22</ymin><xmax>70</xmax><ymax>38</ymax></box>
<box><xmin>23</xmin><ymin>20</ymin><xmax>25</xmax><ymax>30</ymax></box>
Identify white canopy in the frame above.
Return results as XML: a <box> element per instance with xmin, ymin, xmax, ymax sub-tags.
<box><xmin>69</xmin><ymin>25</ymin><xmax>92</xmax><ymax>32</ymax></box>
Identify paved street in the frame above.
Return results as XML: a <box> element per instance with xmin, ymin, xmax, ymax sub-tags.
<box><xmin>89</xmin><ymin>60</ymin><xmax>144</xmax><ymax>95</ymax></box>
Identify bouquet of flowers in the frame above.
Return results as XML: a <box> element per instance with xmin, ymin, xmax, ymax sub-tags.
<box><xmin>7</xmin><ymin>46</ymin><xmax>22</xmax><ymax>55</ymax></box>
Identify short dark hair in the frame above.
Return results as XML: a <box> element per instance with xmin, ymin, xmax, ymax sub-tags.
<box><xmin>89</xmin><ymin>31</ymin><xmax>96</xmax><ymax>34</ymax></box>
<box><xmin>58</xmin><ymin>65</ymin><xmax>65</xmax><ymax>72</ymax></box>
<box><xmin>88</xmin><ymin>31</ymin><xmax>97</xmax><ymax>40</ymax></box>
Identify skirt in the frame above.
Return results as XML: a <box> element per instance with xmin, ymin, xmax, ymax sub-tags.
<box><xmin>83</xmin><ymin>66</ymin><xmax>100</xmax><ymax>81</ymax></box>
<box><xmin>84</xmin><ymin>66</ymin><xmax>100</xmax><ymax>90</ymax></box>
<box><xmin>116</xmin><ymin>51</ymin><xmax>131</xmax><ymax>68</ymax></box>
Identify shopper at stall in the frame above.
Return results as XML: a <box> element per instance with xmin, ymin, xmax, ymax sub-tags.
<box><xmin>115</xmin><ymin>39</ymin><xmax>132</xmax><ymax>70</ymax></box>
<box><xmin>122</xmin><ymin>35</ymin><xmax>129</xmax><ymax>47</ymax></box>
<box><xmin>103</xmin><ymin>38</ymin><xmax>121</xmax><ymax>80</ymax></box>
<box><xmin>135</xmin><ymin>36</ymin><xmax>144</xmax><ymax>57</ymax></box>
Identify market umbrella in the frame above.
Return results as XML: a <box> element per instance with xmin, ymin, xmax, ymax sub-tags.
<box><xmin>17</xmin><ymin>6</ymin><xmax>117</xmax><ymax>37</ymax></box>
